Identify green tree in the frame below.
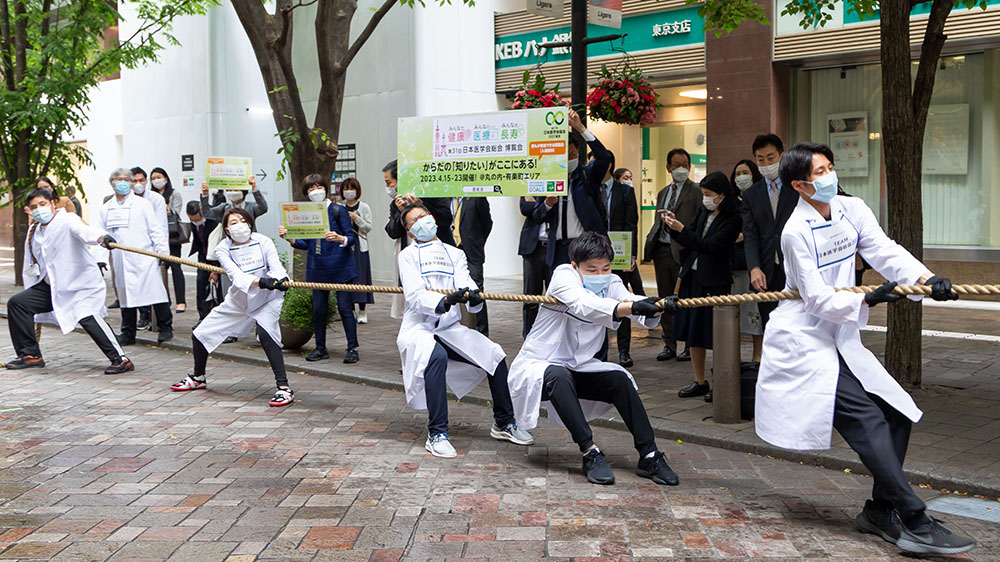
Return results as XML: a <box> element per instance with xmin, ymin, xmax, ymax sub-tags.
<box><xmin>229</xmin><ymin>0</ymin><xmax>473</xmax><ymax>198</ymax></box>
<box><xmin>696</xmin><ymin>0</ymin><xmax>988</xmax><ymax>386</ymax></box>
<box><xmin>1</xmin><ymin>0</ymin><xmax>217</xmax><ymax>286</ymax></box>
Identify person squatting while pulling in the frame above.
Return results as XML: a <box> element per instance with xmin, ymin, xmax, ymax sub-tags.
<box><xmin>170</xmin><ymin>208</ymin><xmax>294</xmax><ymax>407</ymax></box>
<box><xmin>396</xmin><ymin>202</ymin><xmax>532</xmax><ymax>458</ymax></box>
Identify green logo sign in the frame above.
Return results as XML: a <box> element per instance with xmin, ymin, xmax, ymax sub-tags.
<box><xmin>545</xmin><ymin>110</ymin><xmax>565</xmax><ymax>126</ymax></box>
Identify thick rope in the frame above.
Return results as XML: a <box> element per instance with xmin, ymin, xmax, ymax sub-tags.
<box><xmin>106</xmin><ymin>242</ymin><xmax>992</xmax><ymax>308</ymax></box>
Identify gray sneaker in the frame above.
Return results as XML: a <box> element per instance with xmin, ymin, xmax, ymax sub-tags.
<box><xmin>490</xmin><ymin>421</ymin><xmax>534</xmax><ymax>445</ymax></box>
<box><xmin>897</xmin><ymin>517</ymin><xmax>976</xmax><ymax>555</ymax></box>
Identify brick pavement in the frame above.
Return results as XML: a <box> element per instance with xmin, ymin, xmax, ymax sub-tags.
<box><xmin>0</xmin><ymin>324</ymin><xmax>998</xmax><ymax>561</ymax></box>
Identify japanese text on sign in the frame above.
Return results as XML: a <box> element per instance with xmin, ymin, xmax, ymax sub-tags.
<box><xmin>652</xmin><ymin>19</ymin><xmax>691</xmax><ymax>36</ymax></box>
<box><xmin>281</xmin><ymin>202</ymin><xmax>330</xmax><ymax>240</ymax></box>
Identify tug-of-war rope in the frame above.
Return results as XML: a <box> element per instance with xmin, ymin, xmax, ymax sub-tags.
<box><xmin>107</xmin><ymin>243</ymin><xmax>1000</xmax><ymax>307</ymax></box>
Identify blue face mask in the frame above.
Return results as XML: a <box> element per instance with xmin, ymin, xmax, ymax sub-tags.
<box><xmin>410</xmin><ymin>215</ymin><xmax>438</xmax><ymax>242</ymax></box>
<box><xmin>581</xmin><ymin>273</ymin><xmax>612</xmax><ymax>295</ymax></box>
<box><xmin>31</xmin><ymin>206</ymin><xmax>53</xmax><ymax>224</ymax></box>
<box><xmin>809</xmin><ymin>171</ymin><xmax>839</xmax><ymax>203</ymax></box>
<box><xmin>114</xmin><ymin>180</ymin><xmax>132</xmax><ymax>195</ymax></box>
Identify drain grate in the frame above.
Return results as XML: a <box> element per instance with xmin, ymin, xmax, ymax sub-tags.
<box><xmin>927</xmin><ymin>496</ymin><xmax>1000</xmax><ymax>523</ymax></box>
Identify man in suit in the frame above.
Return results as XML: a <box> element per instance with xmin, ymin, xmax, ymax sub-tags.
<box><xmin>185</xmin><ymin>201</ymin><xmax>221</xmax><ymax>320</ymax></box>
<box><xmin>604</xmin><ymin>162</ymin><xmax>644</xmax><ymax>367</ymax></box>
<box><xmin>452</xmin><ymin>196</ymin><xmax>493</xmax><ymax>336</ymax></box>
<box><xmin>518</xmin><ymin>195</ymin><xmax>555</xmax><ymax>338</ymax></box>
<box><xmin>644</xmin><ymin>148</ymin><xmax>701</xmax><ymax>362</ymax></box>
<box><xmin>384</xmin><ymin>160</ymin><xmax>455</xmax><ymax>250</ymax></box>
<box><xmin>741</xmin><ymin>134</ymin><xmax>798</xmax><ymax>326</ymax></box>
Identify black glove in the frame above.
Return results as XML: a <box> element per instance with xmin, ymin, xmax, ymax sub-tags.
<box><xmin>97</xmin><ymin>262</ymin><xmax>108</xmax><ymax>275</ymax></box>
<box><xmin>925</xmin><ymin>275</ymin><xmax>959</xmax><ymax>301</ymax></box>
<box><xmin>444</xmin><ymin>288</ymin><xmax>470</xmax><ymax>307</ymax></box>
<box><xmin>100</xmin><ymin>234</ymin><xmax>116</xmax><ymax>249</ymax></box>
<box><xmin>258</xmin><ymin>277</ymin><xmax>282</xmax><ymax>291</ymax></box>
<box><xmin>274</xmin><ymin>277</ymin><xmax>290</xmax><ymax>292</ymax></box>
<box><xmin>659</xmin><ymin>296</ymin><xmax>680</xmax><ymax>315</ymax></box>
<box><xmin>630</xmin><ymin>296</ymin><xmax>665</xmax><ymax>318</ymax></box>
<box><xmin>865</xmin><ymin>281</ymin><xmax>903</xmax><ymax>307</ymax></box>
<box><xmin>467</xmin><ymin>289</ymin><xmax>484</xmax><ymax>307</ymax></box>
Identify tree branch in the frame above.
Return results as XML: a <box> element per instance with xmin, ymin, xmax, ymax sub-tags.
<box><xmin>912</xmin><ymin>0</ymin><xmax>951</xmax><ymax>131</ymax></box>
<box><xmin>336</xmin><ymin>0</ymin><xmax>395</xmax><ymax>75</ymax></box>
<box><xmin>0</xmin><ymin>0</ymin><xmax>15</xmax><ymax>91</ymax></box>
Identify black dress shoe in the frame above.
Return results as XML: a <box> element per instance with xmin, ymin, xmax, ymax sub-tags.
<box><xmin>222</xmin><ymin>336</ymin><xmax>238</xmax><ymax>344</ymax></box>
<box><xmin>306</xmin><ymin>349</ymin><xmax>329</xmax><ymax>362</ymax></box>
<box><xmin>704</xmin><ymin>391</ymin><xmax>713</xmax><ymax>403</ymax></box>
<box><xmin>678</xmin><ymin>381</ymin><xmax>710</xmax><ymax>398</ymax></box>
<box><xmin>157</xmin><ymin>330</ymin><xmax>173</xmax><ymax>344</ymax></box>
<box><xmin>116</xmin><ymin>334</ymin><xmax>136</xmax><ymax>346</ymax></box>
<box><xmin>582</xmin><ymin>448</ymin><xmax>615</xmax><ymax>485</ymax></box>
<box><xmin>656</xmin><ymin>347</ymin><xmax>677</xmax><ymax>361</ymax></box>
<box><xmin>108</xmin><ymin>300</ymin><xmax>120</xmax><ymax>309</ymax></box>
<box><xmin>676</xmin><ymin>348</ymin><xmax>691</xmax><ymax>362</ymax></box>
<box><xmin>343</xmin><ymin>349</ymin><xmax>359</xmax><ymax>364</ymax></box>
<box><xmin>618</xmin><ymin>352</ymin><xmax>633</xmax><ymax>367</ymax></box>
<box><xmin>636</xmin><ymin>451</ymin><xmax>679</xmax><ymax>486</ymax></box>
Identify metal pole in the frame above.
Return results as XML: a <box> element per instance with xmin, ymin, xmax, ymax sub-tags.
<box><xmin>712</xmin><ymin>304</ymin><xmax>741</xmax><ymax>424</ymax></box>
<box><xmin>571</xmin><ymin>0</ymin><xmax>587</xmax><ymax>120</ymax></box>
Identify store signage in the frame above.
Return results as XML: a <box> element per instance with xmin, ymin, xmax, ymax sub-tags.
<box><xmin>589</xmin><ymin>0</ymin><xmax>622</xmax><ymax>28</ymax></box>
<box><xmin>495</xmin><ymin>6</ymin><xmax>704</xmax><ymax>70</ymax></box>
<box><xmin>527</xmin><ymin>0</ymin><xmax>561</xmax><ymax>19</ymax></box>
<box><xmin>181</xmin><ymin>154</ymin><xmax>194</xmax><ymax>172</ymax></box>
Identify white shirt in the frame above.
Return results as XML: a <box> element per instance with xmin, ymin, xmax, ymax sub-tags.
<box><xmin>31</xmin><ymin>222</ymin><xmax>49</xmax><ymax>283</ymax></box>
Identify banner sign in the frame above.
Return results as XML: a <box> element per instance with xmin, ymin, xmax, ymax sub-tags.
<box><xmin>206</xmin><ymin>157</ymin><xmax>252</xmax><ymax>191</ymax></box>
<box><xmin>609</xmin><ymin>231</ymin><xmax>632</xmax><ymax>269</ymax></box>
<box><xmin>827</xmin><ymin>112</ymin><xmax>868</xmax><ymax>178</ymax></box>
<box><xmin>281</xmin><ymin>202</ymin><xmax>330</xmax><ymax>239</ymax></box>
<box><xmin>588</xmin><ymin>0</ymin><xmax>622</xmax><ymax>28</ymax></box>
<box><xmin>397</xmin><ymin>108</ymin><xmax>569</xmax><ymax>198</ymax></box>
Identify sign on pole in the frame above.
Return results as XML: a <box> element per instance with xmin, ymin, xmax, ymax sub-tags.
<box><xmin>527</xmin><ymin>0</ymin><xmax>562</xmax><ymax>19</ymax></box>
<box><xmin>397</xmin><ymin>108</ymin><xmax>569</xmax><ymax>198</ymax></box>
<box><xmin>588</xmin><ymin>0</ymin><xmax>622</xmax><ymax>28</ymax></box>
<box><xmin>608</xmin><ymin>231</ymin><xmax>632</xmax><ymax>270</ymax></box>
<box><xmin>280</xmin><ymin>202</ymin><xmax>330</xmax><ymax>239</ymax></box>
<box><xmin>206</xmin><ymin>157</ymin><xmax>252</xmax><ymax>191</ymax></box>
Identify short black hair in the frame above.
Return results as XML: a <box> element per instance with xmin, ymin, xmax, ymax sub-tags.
<box><xmin>400</xmin><ymin>202</ymin><xmax>429</xmax><ymax>227</ymax></box>
<box><xmin>569</xmin><ymin>232</ymin><xmax>614</xmax><ymax>264</ymax></box>
<box><xmin>131</xmin><ymin>166</ymin><xmax>147</xmax><ymax>179</ymax></box>
<box><xmin>779</xmin><ymin>142</ymin><xmax>836</xmax><ymax>189</ymax></box>
<box><xmin>26</xmin><ymin>187</ymin><xmax>58</xmax><ymax>204</ymax></box>
<box><xmin>666</xmin><ymin>148</ymin><xmax>690</xmax><ymax>167</ymax></box>
<box><xmin>186</xmin><ymin>200</ymin><xmax>202</xmax><ymax>216</ymax></box>
<box><xmin>382</xmin><ymin>160</ymin><xmax>397</xmax><ymax>180</ymax></box>
<box><xmin>569</xmin><ymin>130</ymin><xmax>584</xmax><ymax>151</ymax></box>
<box><xmin>752</xmin><ymin>134</ymin><xmax>784</xmax><ymax>156</ymax></box>
<box><xmin>301</xmin><ymin>173</ymin><xmax>329</xmax><ymax>197</ymax></box>
<box><xmin>613</xmin><ymin>168</ymin><xmax>631</xmax><ymax>181</ymax></box>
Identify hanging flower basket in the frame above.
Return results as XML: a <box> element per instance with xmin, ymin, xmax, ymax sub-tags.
<box><xmin>586</xmin><ymin>64</ymin><xmax>661</xmax><ymax>125</ymax></box>
<box><xmin>508</xmin><ymin>70</ymin><xmax>569</xmax><ymax>110</ymax></box>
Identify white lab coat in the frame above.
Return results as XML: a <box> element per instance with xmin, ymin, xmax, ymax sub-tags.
<box><xmin>21</xmin><ymin>209</ymin><xmax>108</xmax><ymax>333</ymax></box>
<box><xmin>397</xmin><ymin>239</ymin><xmax>504</xmax><ymax>410</ymax></box>
<box><xmin>508</xmin><ymin>264</ymin><xmax>660</xmax><ymax>430</ymax></box>
<box><xmin>138</xmin><ymin>187</ymin><xmax>169</xmax><ymax>238</ymax></box>
<box><xmin>756</xmin><ymin>196</ymin><xmax>927</xmax><ymax>451</ymax></box>
<box><xmin>192</xmin><ymin>233</ymin><xmax>287</xmax><ymax>353</ymax></box>
<box><xmin>100</xmin><ymin>192</ymin><xmax>169</xmax><ymax>308</ymax></box>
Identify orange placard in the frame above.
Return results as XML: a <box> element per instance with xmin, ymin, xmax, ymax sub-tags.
<box><xmin>529</xmin><ymin>141</ymin><xmax>566</xmax><ymax>157</ymax></box>
<box><xmin>207</xmin><ymin>158</ymin><xmax>224</xmax><ymax>164</ymax></box>
<box><xmin>282</xmin><ymin>204</ymin><xmax>300</xmax><ymax>211</ymax></box>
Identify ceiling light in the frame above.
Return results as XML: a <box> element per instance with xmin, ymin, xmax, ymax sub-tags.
<box><xmin>678</xmin><ymin>89</ymin><xmax>707</xmax><ymax>100</ymax></box>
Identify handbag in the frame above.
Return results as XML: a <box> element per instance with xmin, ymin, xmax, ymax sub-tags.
<box><xmin>167</xmin><ymin>208</ymin><xmax>191</xmax><ymax>245</ymax></box>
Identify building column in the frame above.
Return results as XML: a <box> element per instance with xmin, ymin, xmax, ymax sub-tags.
<box><xmin>705</xmin><ymin>0</ymin><xmax>789</xmax><ymax>173</ymax></box>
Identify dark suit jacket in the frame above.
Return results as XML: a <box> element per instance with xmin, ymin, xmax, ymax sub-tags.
<box><xmin>644</xmin><ymin>178</ymin><xmax>702</xmax><ymax>262</ymax></box>
<box><xmin>518</xmin><ymin>196</ymin><xmax>551</xmax><ymax>256</ymax></box>
<box><xmin>607</xmin><ymin>180</ymin><xmax>639</xmax><ymax>259</ymax></box>
<box><xmin>545</xmin><ymin>135</ymin><xmax>611</xmax><ymax>265</ymax></box>
<box><xmin>456</xmin><ymin>197</ymin><xmax>492</xmax><ymax>265</ymax></box>
<box><xmin>740</xmin><ymin>178</ymin><xmax>799</xmax><ymax>284</ymax></box>
<box><xmin>188</xmin><ymin>218</ymin><xmax>220</xmax><ymax>263</ymax></box>
<box><xmin>291</xmin><ymin>203</ymin><xmax>357</xmax><ymax>283</ymax></box>
<box><xmin>674</xmin><ymin>205</ymin><xmax>741</xmax><ymax>288</ymax></box>
<box><xmin>385</xmin><ymin>196</ymin><xmax>455</xmax><ymax>250</ymax></box>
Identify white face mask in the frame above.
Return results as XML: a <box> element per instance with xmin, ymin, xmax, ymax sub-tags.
<box><xmin>227</xmin><ymin>222</ymin><xmax>252</xmax><ymax>243</ymax></box>
<box><xmin>151</xmin><ymin>178</ymin><xmax>167</xmax><ymax>190</ymax></box>
<box><xmin>734</xmin><ymin>174</ymin><xmax>754</xmax><ymax>190</ymax></box>
<box><xmin>621</xmin><ymin>179</ymin><xmax>633</xmax><ymax>187</ymax></box>
<box><xmin>132</xmin><ymin>182</ymin><xmax>146</xmax><ymax>195</ymax></box>
<box><xmin>307</xmin><ymin>189</ymin><xmax>327</xmax><ymax>203</ymax></box>
<box><xmin>671</xmin><ymin>167</ymin><xmax>689</xmax><ymax>184</ymax></box>
<box><xmin>226</xmin><ymin>191</ymin><xmax>244</xmax><ymax>203</ymax></box>
<box><xmin>342</xmin><ymin>190</ymin><xmax>357</xmax><ymax>201</ymax></box>
<box><xmin>702</xmin><ymin>195</ymin><xmax>719</xmax><ymax>211</ymax></box>
<box><xmin>385</xmin><ymin>187</ymin><xmax>396</xmax><ymax>197</ymax></box>
<box><xmin>759</xmin><ymin>162</ymin><xmax>780</xmax><ymax>181</ymax></box>
<box><xmin>568</xmin><ymin>159</ymin><xmax>579</xmax><ymax>175</ymax></box>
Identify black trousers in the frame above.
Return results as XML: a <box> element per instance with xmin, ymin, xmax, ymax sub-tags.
<box><xmin>541</xmin><ymin>365</ymin><xmax>657</xmax><ymax>457</ymax></box>
<box><xmin>194</xmin><ymin>268</ymin><xmax>221</xmax><ymax>320</ymax></box>
<box><xmin>651</xmin><ymin>243</ymin><xmax>679</xmax><ymax>351</ymax></box>
<box><xmin>466</xmin><ymin>259</ymin><xmax>490</xmax><ymax>337</ymax></box>
<box><xmin>122</xmin><ymin>303</ymin><xmax>172</xmax><ymax>340</ymax></box>
<box><xmin>7</xmin><ymin>281</ymin><xmax>125</xmax><ymax>362</ymax></box>
<box><xmin>424</xmin><ymin>340</ymin><xmax>515</xmax><ymax>435</ymax></box>
<box><xmin>193</xmin><ymin>325</ymin><xmax>288</xmax><ymax>387</ymax></box>
<box><xmin>758</xmin><ymin>266</ymin><xmax>787</xmax><ymax>327</ymax></box>
<box><xmin>167</xmin><ymin>245</ymin><xmax>186</xmax><ymax>305</ymax></box>
<box><xmin>834</xmin><ymin>355</ymin><xmax>925</xmax><ymax>520</ymax></box>
<box><xmin>521</xmin><ymin>243</ymin><xmax>550</xmax><ymax>339</ymax></box>
<box><xmin>614</xmin><ymin>267</ymin><xmax>646</xmax><ymax>355</ymax></box>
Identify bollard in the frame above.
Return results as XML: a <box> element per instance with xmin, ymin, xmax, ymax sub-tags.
<box><xmin>712</xmin><ymin>303</ymin><xmax>741</xmax><ymax>424</ymax></box>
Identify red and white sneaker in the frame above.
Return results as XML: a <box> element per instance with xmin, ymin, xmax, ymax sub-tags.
<box><xmin>170</xmin><ymin>375</ymin><xmax>206</xmax><ymax>391</ymax></box>
<box><xmin>269</xmin><ymin>388</ymin><xmax>294</xmax><ymax>407</ymax></box>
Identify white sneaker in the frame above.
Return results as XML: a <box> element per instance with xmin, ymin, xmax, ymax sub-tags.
<box><xmin>425</xmin><ymin>432</ymin><xmax>457</xmax><ymax>458</ymax></box>
<box><xmin>490</xmin><ymin>421</ymin><xmax>534</xmax><ymax>445</ymax></box>
<box><xmin>358</xmin><ymin>310</ymin><xmax>368</xmax><ymax>324</ymax></box>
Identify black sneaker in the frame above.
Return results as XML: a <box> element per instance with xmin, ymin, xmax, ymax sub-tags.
<box><xmin>137</xmin><ymin>319</ymin><xmax>151</xmax><ymax>331</ymax></box>
<box><xmin>108</xmin><ymin>299</ymin><xmax>120</xmax><ymax>309</ymax></box>
<box><xmin>343</xmin><ymin>349</ymin><xmax>359</xmax><ymax>364</ymax></box>
<box><xmin>156</xmin><ymin>329</ymin><xmax>173</xmax><ymax>344</ymax></box>
<box><xmin>618</xmin><ymin>352</ymin><xmax>633</xmax><ymax>367</ymax></box>
<box><xmin>222</xmin><ymin>336</ymin><xmax>238</xmax><ymax>344</ymax></box>
<box><xmin>5</xmin><ymin>355</ymin><xmax>45</xmax><ymax>370</ymax></box>
<box><xmin>116</xmin><ymin>334</ymin><xmax>136</xmax><ymax>346</ymax></box>
<box><xmin>104</xmin><ymin>357</ymin><xmax>134</xmax><ymax>375</ymax></box>
<box><xmin>306</xmin><ymin>349</ymin><xmax>329</xmax><ymax>362</ymax></box>
<box><xmin>582</xmin><ymin>448</ymin><xmax>615</xmax><ymax>485</ymax></box>
<box><xmin>897</xmin><ymin>517</ymin><xmax>976</xmax><ymax>555</ymax></box>
<box><xmin>636</xmin><ymin>451</ymin><xmax>679</xmax><ymax>486</ymax></box>
<box><xmin>855</xmin><ymin>501</ymin><xmax>901</xmax><ymax>543</ymax></box>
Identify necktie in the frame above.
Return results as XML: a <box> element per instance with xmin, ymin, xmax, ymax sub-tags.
<box><xmin>770</xmin><ymin>182</ymin><xmax>779</xmax><ymax>219</ymax></box>
<box><xmin>667</xmin><ymin>184</ymin><xmax>680</xmax><ymax>212</ymax></box>
<box><xmin>452</xmin><ymin>198</ymin><xmax>462</xmax><ymax>247</ymax></box>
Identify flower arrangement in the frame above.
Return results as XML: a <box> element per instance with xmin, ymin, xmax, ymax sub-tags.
<box><xmin>586</xmin><ymin>64</ymin><xmax>661</xmax><ymax>125</ymax></box>
<box><xmin>508</xmin><ymin>70</ymin><xmax>568</xmax><ymax>109</ymax></box>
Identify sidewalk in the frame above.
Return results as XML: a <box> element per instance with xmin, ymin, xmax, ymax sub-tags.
<box><xmin>3</xmin><ymin>268</ymin><xmax>1000</xmax><ymax>498</ymax></box>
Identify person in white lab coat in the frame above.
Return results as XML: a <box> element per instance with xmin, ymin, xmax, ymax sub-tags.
<box><xmin>5</xmin><ymin>188</ymin><xmax>133</xmax><ymax>374</ymax></box>
<box><xmin>508</xmin><ymin>232</ymin><xmax>678</xmax><ymax>486</ymax></box>
<box><xmin>100</xmin><ymin>168</ymin><xmax>174</xmax><ymax>345</ymax></box>
<box><xmin>756</xmin><ymin>142</ymin><xmax>973</xmax><ymax>555</ymax></box>
<box><xmin>396</xmin><ymin>203</ymin><xmax>532</xmax><ymax>458</ymax></box>
<box><xmin>130</xmin><ymin>166</ymin><xmax>172</xmax><ymax>333</ymax></box>
<box><xmin>170</xmin><ymin>208</ymin><xmax>295</xmax><ymax>407</ymax></box>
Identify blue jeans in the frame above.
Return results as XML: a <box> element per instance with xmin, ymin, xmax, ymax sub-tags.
<box><xmin>312</xmin><ymin>289</ymin><xmax>358</xmax><ymax>352</ymax></box>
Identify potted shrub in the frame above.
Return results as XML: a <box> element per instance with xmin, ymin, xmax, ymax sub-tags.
<box><xmin>279</xmin><ymin>287</ymin><xmax>339</xmax><ymax>350</ymax></box>
<box><xmin>508</xmin><ymin>71</ymin><xmax>568</xmax><ymax>109</ymax></box>
<box><xmin>586</xmin><ymin>63</ymin><xmax>661</xmax><ymax>126</ymax></box>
